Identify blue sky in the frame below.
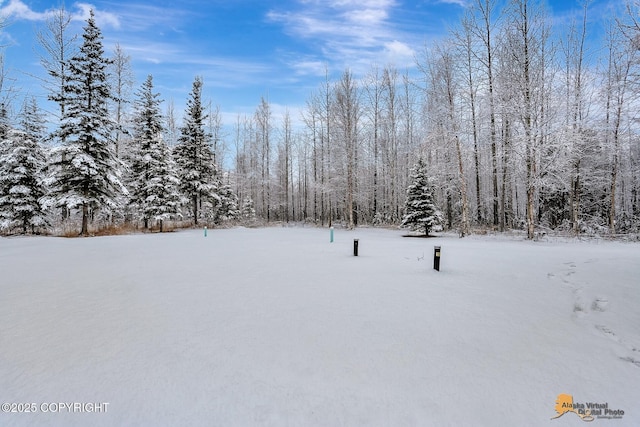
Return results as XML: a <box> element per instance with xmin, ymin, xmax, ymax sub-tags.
<box><xmin>0</xmin><ymin>0</ymin><xmax>625</xmax><ymax>127</ymax></box>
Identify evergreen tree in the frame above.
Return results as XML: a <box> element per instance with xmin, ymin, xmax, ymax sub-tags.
<box><xmin>215</xmin><ymin>173</ymin><xmax>239</xmax><ymax>223</ymax></box>
<box><xmin>401</xmin><ymin>158</ymin><xmax>442</xmax><ymax>236</ymax></box>
<box><xmin>46</xmin><ymin>10</ymin><xmax>125</xmax><ymax>236</ymax></box>
<box><xmin>0</xmin><ymin>129</ymin><xmax>48</xmax><ymax>234</ymax></box>
<box><xmin>143</xmin><ymin>140</ymin><xmax>183</xmax><ymax>232</ymax></box>
<box><xmin>0</xmin><ymin>105</ymin><xmax>8</xmax><ymax>161</ymax></box>
<box><xmin>0</xmin><ymin>103</ymin><xmax>10</xmax><ymax>142</ymax></box>
<box><xmin>173</xmin><ymin>76</ymin><xmax>217</xmax><ymax>225</ymax></box>
<box><xmin>20</xmin><ymin>96</ymin><xmax>47</xmax><ymax>145</ymax></box>
<box><xmin>241</xmin><ymin>196</ymin><xmax>256</xmax><ymax>223</ymax></box>
<box><xmin>128</xmin><ymin>75</ymin><xmax>181</xmax><ymax>230</ymax></box>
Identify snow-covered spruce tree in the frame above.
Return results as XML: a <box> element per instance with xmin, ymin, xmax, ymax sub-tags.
<box><xmin>0</xmin><ymin>129</ymin><xmax>48</xmax><ymax>234</ymax></box>
<box><xmin>401</xmin><ymin>157</ymin><xmax>442</xmax><ymax>236</ymax></box>
<box><xmin>128</xmin><ymin>75</ymin><xmax>182</xmax><ymax>230</ymax></box>
<box><xmin>241</xmin><ymin>196</ymin><xmax>256</xmax><ymax>223</ymax></box>
<box><xmin>0</xmin><ymin>105</ymin><xmax>8</xmax><ymax>161</ymax></box>
<box><xmin>173</xmin><ymin>76</ymin><xmax>217</xmax><ymax>225</ymax></box>
<box><xmin>20</xmin><ymin>96</ymin><xmax>47</xmax><ymax>145</ymax></box>
<box><xmin>143</xmin><ymin>139</ymin><xmax>183</xmax><ymax>232</ymax></box>
<box><xmin>215</xmin><ymin>174</ymin><xmax>239</xmax><ymax>223</ymax></box>
<box><xmin>0</xmin><ymin>103</ymin><xmax>10</xmax><ymax>142</ymax></box>
<box><xmin>46</xmin><ymin>10</ymin><xmax>126</xmax><ymax>236</ymax></box>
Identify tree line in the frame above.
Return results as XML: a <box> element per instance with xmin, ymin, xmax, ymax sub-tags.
<box><xmin>235</xmin><ymin>0</ymin><xmax>640</xmax><ymax>238</ymax></box>
<box><xmin>0</xmin><ymin>1</ymin><xmax>639</xmax><ymax>238</ymax></box>
<box><xmin>0</xmin><ymin>11</ymin><xmax>239</xmax><ymax>236</ymax></box>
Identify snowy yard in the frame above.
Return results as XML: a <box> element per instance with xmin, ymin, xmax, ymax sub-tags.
<box><xmin>1</xmin><ymin>227</ymin><xmax>639</xmax><ymax>426</ymax></box>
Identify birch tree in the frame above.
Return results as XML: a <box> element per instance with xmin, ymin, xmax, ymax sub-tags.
<box><xmin>504</xmin><ymin>0</ymin><xmax>551</xmax><ymax>239</ymax></box>
<box><xmin>255</xmin><ymin>97</ymin><xmax>272</xmax><ymax>221</ymax></box>
<box><xmin>363</xmin><ymin>66</ymin><xmax>383</xmax><ymax>222</ymax></box>
<box><xmin>37</xmin><ymin>5</ymin><xmax>77</xmax><ymax>123</ymax></box>
<box><xmin>560</xmin><ymin>1</ymin><xmax>592</xmax><ymax>233</ymax></box>
<box><xmin>382</xmin><ymin>67</ymin><xmax>400</xmax><ymax>222</ymax></box>
<box><xmin>602</xmin><ymin>21</ymin><xmax>636</xmax><ymax>233</ymax></box>
<box><xmin>427</xmin><ymin>43</ymin><xmax>470</xmax><ymax>236</ymax></box>
<box><xmin>110</xmin><ymin>43</ymin><xmax>134</xmax><ymax>158</ymax></box>
<box><xmin>333</xmin><ymin>69</ymin><xmax>360</xmax><ymax>228</ymax></box>
<box><xmin>457</xmin><ymin>15</ymin><xmax>484</xmax><ymax>225</ymax></box>
<box><xmin>36</xmin><ymin>6</ymin><xmax>77</xmax><ymax>221</ymax></box>
<box><xmin>469</xmin><ymin>0</ymin><xmax>501</xmax><ymax>227</ymax></box>
<box><xmin>302</xmin><ymin>93</ymin><xmax>321</xmax><ymax>222</ymax></box>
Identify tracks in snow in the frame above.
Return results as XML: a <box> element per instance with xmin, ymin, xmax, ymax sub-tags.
<box><xmin>547</xmin><ymin>260</ymin><xmax>640</xmax><ymax>369</ymax></box>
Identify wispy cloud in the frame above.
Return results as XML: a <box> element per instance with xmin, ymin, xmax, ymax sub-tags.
<box><xmin>0</xmin><ymin>0</ymin><xmax>120</xmax><ymax>28</ymax></box>
<box><xmin>288</xmin><ymin>58</ymin><xmax>328</xmax><ymax>77</ymax></box>
<box><xmin>382</xmin><ymin>40</ymin><xmax>415</xmax><ymax>64</ymax></box>
<box><xmin>432</xmin><ymin>0</ymin><xmax>469</xmax><ymax>7</ymax></box>
<box><xmin>120</xmin><ymin>44</ymin><xmax>276</xmax><ymax>92</ymax></box>
<box><xmin>266</xmin><ymin>0</ymin><xmax>418</xmax><ymax>75</ymax></box>
<box><xmin>85</xmin><ymin>3</ymin><xmax>282</xmax><ymax>101</ymax></box>
<box><xmin>0</xmin><ymin>0</ymin><xmax>46</xmax><ymax>21</ymax></box>
<box><xmin>266</xmin><ymin>1</ymin><xmax>395</xmax><ymax>45</ymax></box>
<box><xmin>73</xmin><ymin>3</ymin><xmax>120</xmax><ymax>28</ymax></box>
<box><xmin>100</xmin><ymin>1</ymin><xmax>190</xmax><ymax>33</ymax></box>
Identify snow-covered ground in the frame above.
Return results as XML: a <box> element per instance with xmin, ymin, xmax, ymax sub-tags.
<box><xmin>1</xmin><ymin>227</ymin><xmax>639</xmax><ymax>426</ymax></box>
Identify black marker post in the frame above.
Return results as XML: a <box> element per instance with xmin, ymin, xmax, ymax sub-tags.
<box><xmin>433</xmin><ymin>246</ymin><xmax>441</xmax><ymax>271</ymax></box>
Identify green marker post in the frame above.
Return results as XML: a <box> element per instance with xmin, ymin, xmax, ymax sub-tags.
<box><xmin>330</xmin><ymin>227</ymin><xmax>334</xmax><ymax>243</ymax></box>
<box><xmin>204</xmin><ymin>226</ymin><xmax>207</xmax><ymax>237</ymax></box>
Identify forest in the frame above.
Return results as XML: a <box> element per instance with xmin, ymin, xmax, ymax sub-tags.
<box><xmin>0</xmin><ymin>0</ymin><xmax>639</xmax><ymax>239</ymax></box>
